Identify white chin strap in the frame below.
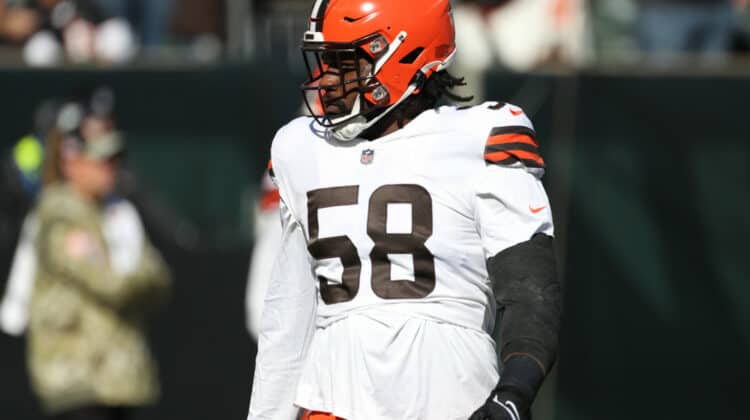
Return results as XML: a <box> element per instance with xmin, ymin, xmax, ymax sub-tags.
<box><xmin>328</xmin><ymin>30</ymin><xmax>413</xmax><ymax>142</ymax></box>
<box><xmin>329</xmin><ymin>83</ymin><xmax>418</xmax><ymax>142</ymax></box>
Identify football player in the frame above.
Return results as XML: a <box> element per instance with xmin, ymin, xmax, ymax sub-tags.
<box><xmin>248</xmin><ymin>1</ymin><xmax>561</xmax><ymax>420</ymax></box>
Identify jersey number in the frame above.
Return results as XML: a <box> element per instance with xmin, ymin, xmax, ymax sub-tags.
<box><xmin>307</xmin><ymin>184</ymin><xmax>436</xmax><ymax>304</ymax></box>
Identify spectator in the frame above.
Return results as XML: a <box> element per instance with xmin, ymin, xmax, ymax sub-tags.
<box><xmin>0</xmin><ymin>93</ymin><xmax>161</xmax><ymax>343</ymax></box>
<box><xmin>26</xmin><ymin>94</ymin><xmax>171</xmax><ymax>420</ymax></box>
<box><xmin>451</xmin><ymin>0</ymin><xmax>591</xmax><ymax>103</ymax></box>
<box><xmin>0</xmin><ymin>0</ymin><xmax>41</xmax><ymax>44</ymax></box>
<box><xmin>0</xmin><ymin>0</ymin><xmax>137</xmax><ymax>65</ymax></box>
<box><xmin>637</xmin><ymin>0</ymin><xmax>745</xmax><ymax>62</ymax></box>
<box><xmin>93</xmin><ymin>0</ymin><xmax>174</xmax><ymax>47</ymax></box>
<box><xmin>171</xmin><ymin>0</ymin><xmax>225</xmax><ymax>61</ymax></box>
<box><xmin>454</xmin><ymin>0</ymin><xmax>591</xmax><ymax>72</ymax></box>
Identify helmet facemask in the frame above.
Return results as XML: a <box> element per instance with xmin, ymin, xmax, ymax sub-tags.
<box><xmin>299</xmin><ymin>0</ymin><xmax>457</xmax><ymax>141</ymax></box>
<box><xmin>301</xmin><ymin>34</ymin><xmax>405</xmax><ymax>142</ymax></box>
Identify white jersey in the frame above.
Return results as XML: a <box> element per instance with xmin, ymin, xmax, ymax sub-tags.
<box><xmin>249</xmin><ymin>102</ymin><xmax>553</xmax><ymax>420</ymax></box>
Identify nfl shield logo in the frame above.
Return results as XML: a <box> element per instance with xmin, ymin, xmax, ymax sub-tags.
<box><xmin>360</xmin><ymin>149</ymin><xmax>374</xmax><ymax>165</ymax></box>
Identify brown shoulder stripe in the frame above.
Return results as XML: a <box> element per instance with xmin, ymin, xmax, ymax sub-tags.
<box><xmin>485</xmin><ymin>142</ymin><xmax>539</xmax><ymax>154</ymax></box>
<box><xmin>484</xmin><ymin>126</ymin><xmax>544</xmax><ymax>168</ymax></box>
<box><xmin>485</xmin><ymin>150</ymin><xmax>545</xmax><ymax>168</ymax></box>
<box><xmin>489</xmin><ymin>125</ymin><xmax>537</xmax><ymax>138</ymax></box>
<box><xmin>487</xmin><ymin>126</ymin><xmax>538</xmax><ymax>147</ymax></box>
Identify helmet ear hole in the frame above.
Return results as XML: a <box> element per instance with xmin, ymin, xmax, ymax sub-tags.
<box><xmin>409</xmin><ymin>71</ymin><xmax>426</xmax><ymax>93</ymax></box>
<box><xmin>399</xmin><ymin>47</ymin><xmax>424</xmax><ymax>64</ymax></box>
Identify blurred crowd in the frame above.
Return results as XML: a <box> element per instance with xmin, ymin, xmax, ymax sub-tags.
<box><xmin>248</xmin><ymin>0</ymin><xmax>750</xmax><ymax>70</ymax></box>
<box><xmin>455</xmin><ymin>0</ymin><xmax>750</xmax><ymax>71</ymax></box>
<box><xmin>0</xmin><ymin>0</ymin><xmax>749</xmax><ymax>68</ymax></box>
<box><xmin>0</xmin><ymin>0</ymin><xmax>226</xmax><ymax>65</ymax></box>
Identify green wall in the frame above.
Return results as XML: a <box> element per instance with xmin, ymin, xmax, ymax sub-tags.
<box><xmin>485</xmin><ymin>72</ymin><xmax>750</xmax><ymax>419</ymax></box>
<box><xmin>0</xmin><ymin>65</ymin><xmax>747</xmax><ymax>419</ymax></box>
<box><xmin>0</xmin><ymin>63</ymin><xmax>303</xmax><ymax>247</ymax></box>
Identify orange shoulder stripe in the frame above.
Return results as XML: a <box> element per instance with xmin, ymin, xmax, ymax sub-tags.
<box><xmin>484</xmin><ymin>151</ymin><xmax>513</xmax><ymax>162</ymax></box>
<box><xmin>487</xmin><ymin>133</ymin><xmax>538</xmax><ymax>147</ymax></box>
<box><xmin>484</xmin><ymin>150</ymin><xmax>545</xmax><ymax>167</ymax></box>
<box><xmin>510</xmin><ymin>149</ymin><xmax>545</xmax><ymax>166</ymax></box>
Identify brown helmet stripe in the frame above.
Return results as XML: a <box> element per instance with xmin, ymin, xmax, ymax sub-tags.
<box><xmin>310</xmin><ymin>0</ymin><xmax>331</xmax><ymax>32</ymax></box>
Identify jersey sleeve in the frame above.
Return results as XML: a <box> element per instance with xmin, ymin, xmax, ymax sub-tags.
<box><xmin>249</xmin><ymin>122</ymin><xmax>317</xmax><ymax>419</ymax></box>
<box><xmin>248</xmin><ymin>197</ymin><xmax>317</xmax><ymax>420</ymax></box>
<box><xmin>480</xmin><ymin>102</ymin><xmax>545</xmax><ymax>172</ymax></box>
<box><xmin>484</xmin><ymin>125</ymin><xmax>545</xmax><ymax>169</ymax></box>
<box><xmin>472</xmin><ymin>104</ymin><xmax>554</xmax><ymax>259</ymax></box>
<box><xmin>264</xmin><ymin>117</ymin><xmax>308</xmax><ymax>221</ymax></box>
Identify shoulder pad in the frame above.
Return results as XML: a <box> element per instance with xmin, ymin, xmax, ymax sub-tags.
<box><xmin>270</xmin><ymin>116</ymin><xmax>317</xmax><ymax>162</ymax></box>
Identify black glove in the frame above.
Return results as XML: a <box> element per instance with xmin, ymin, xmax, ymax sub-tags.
<box><xmin>468</xmin><ymin>355</ymin><xmax>545</xmax><ymax>420</ymax></box>
<box><xmin>468</xmin><ymin>387</ymin><xmax>529</xmax><ymax>420</ymax></box>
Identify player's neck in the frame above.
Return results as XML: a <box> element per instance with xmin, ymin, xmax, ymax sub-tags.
<box><xmin>361</xmin><ymin>104</ymin><xmax>426</xmax><ymax>140</ymax></box>
<box><xmin>361</xmin><ymin>118</ymin><xmax>405</xmax><ymax>140</ymax></box>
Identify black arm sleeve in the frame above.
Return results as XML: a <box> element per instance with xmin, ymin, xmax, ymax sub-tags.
<box><xmin>487</xmin><ymin>233</ymin><xmax>561</xmax><ymax>401</ymax></box>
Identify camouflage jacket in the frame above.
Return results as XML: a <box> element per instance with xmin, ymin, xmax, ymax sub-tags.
<box><xmin>28</xmin><ymin>183</ymin><xmax>171</xmax><ymax>414</ymax></box>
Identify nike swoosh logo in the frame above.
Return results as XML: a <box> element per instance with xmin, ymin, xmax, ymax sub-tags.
<box><xmin>529</xmin><ymin>205</ymin><xmax>546</xmax><ymax>214</ymax></box>
<box><xmin>491</xmin><ymin>397</ymin><xmax>520</xmax><ymax>420</ymax></box>
<box><xmin>509</xmin><ymin>108</ymin><xmax>523</xmax><ymax>116</ymax></box>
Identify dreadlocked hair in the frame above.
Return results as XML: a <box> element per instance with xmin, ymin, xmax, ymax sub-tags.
<box><xmin>391</xmin><ymin>70</ymin><xmax>473</xmax><ymax>128</ymax></box>
<box><xmin>362</xmin><ymin>70</ymin><xmax>473</xmax><ymax>138</ymax></box>
<box><xmin>421</xmin><ymin>70</ymin><xmax>474</xmax><ymax>105</ymax></box>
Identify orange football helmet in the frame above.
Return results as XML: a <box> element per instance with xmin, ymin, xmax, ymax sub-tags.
<box><xmin>301</xmin><ymin>0</ymin><xmax>456</xmax><ymax>141</ymax></box>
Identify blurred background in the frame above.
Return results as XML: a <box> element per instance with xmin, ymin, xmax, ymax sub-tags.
<box><xmin>0</xmin><ymin>0</ymin><xmax>749</xmax><ymax>419</ymax></box>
